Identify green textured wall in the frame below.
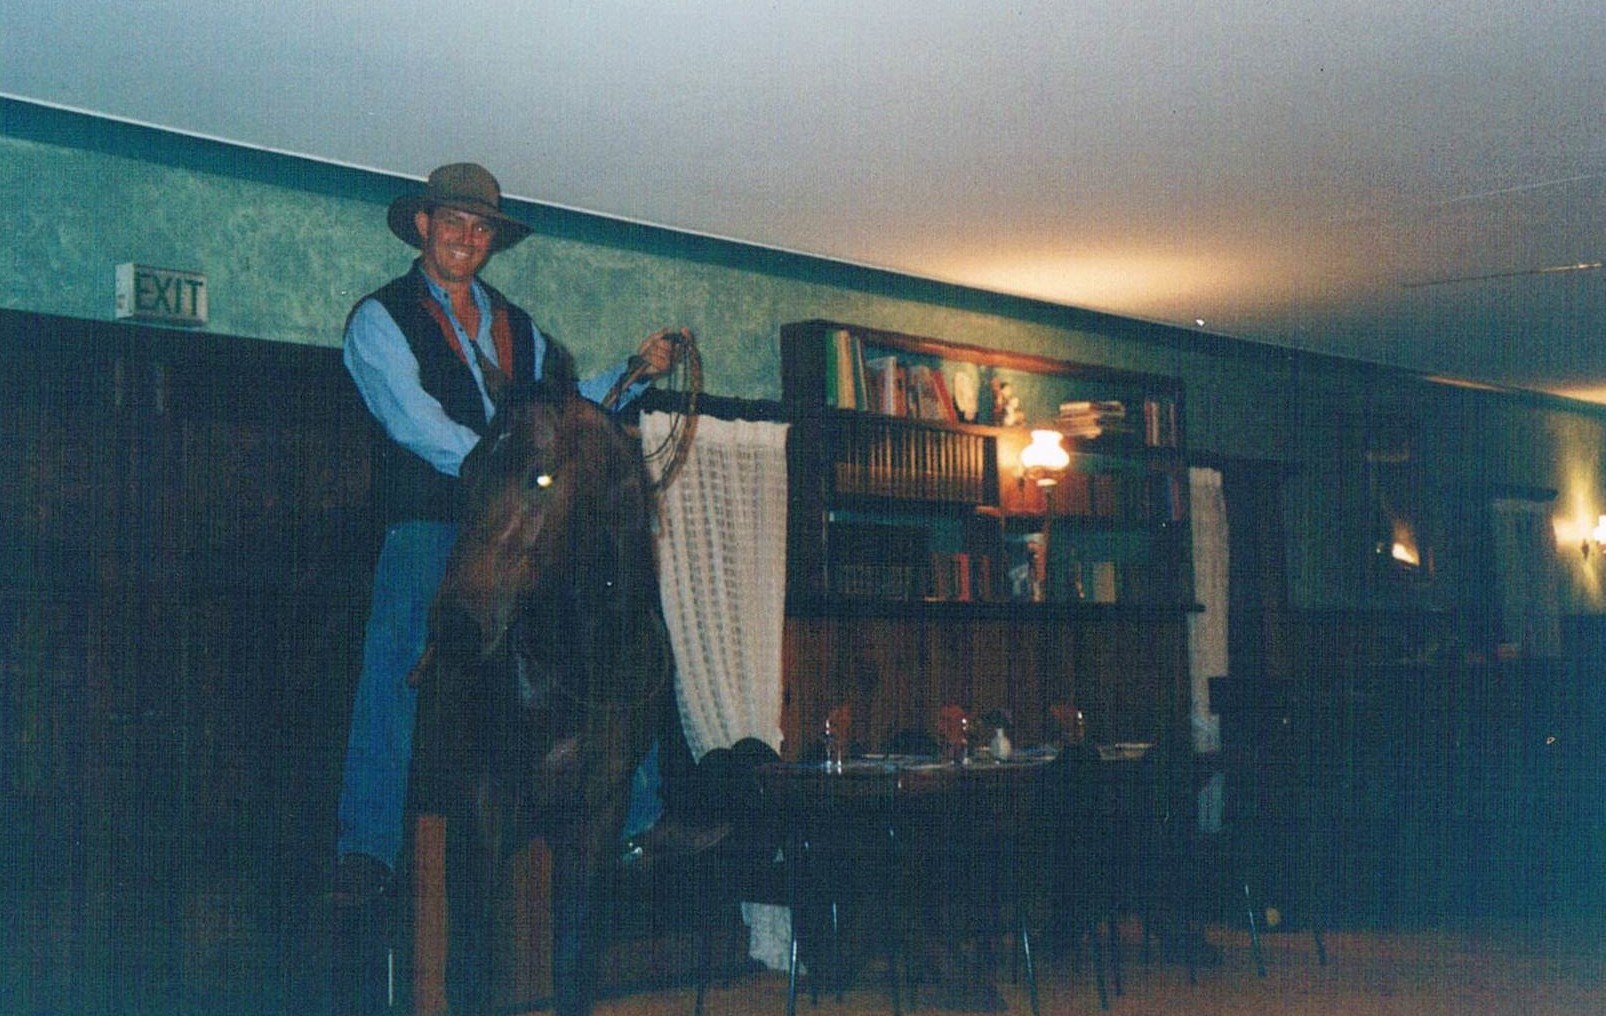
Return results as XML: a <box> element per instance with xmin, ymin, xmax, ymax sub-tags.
<box><xmin>0</xmin><ymin>100</ymin><xmax>1176</xmax><ymax>402</ymax></box>
<box><xmin>5</xmin><ymin>99</ymin><xmax>1606</xmax><ymax>617</ymax></box>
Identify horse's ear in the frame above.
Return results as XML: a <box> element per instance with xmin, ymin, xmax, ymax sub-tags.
<box><xmin>540</xmin><ymin>336</ymin><xmax>579</xmax><ymax>394</ymax></box>
<box><xmin>471</xmin><ymin>342</ymin><xmax>514</xmax><ymax>408</ymax></box>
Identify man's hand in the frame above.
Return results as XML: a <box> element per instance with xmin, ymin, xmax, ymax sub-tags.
<box><xmin>601</xmin><ymin>328</ymin><xmax>693</xmax><ymax>412</ymax></box>
<box><xmin>634</xmin><ymin>328</ymin><xmax>691</xmax><ymax>381</ymax></box>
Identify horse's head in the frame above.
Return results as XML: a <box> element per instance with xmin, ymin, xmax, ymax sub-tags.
<box><xmin>430</xmin><ymin>373</ymin><xmax>658</xmax><ymax>666</ymax></box>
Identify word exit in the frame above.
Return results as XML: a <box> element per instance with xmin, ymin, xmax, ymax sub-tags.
<box><xmin>115</xmin><ymin>263</ymin><xmax>208</xmax><ymax>326</ymax></box>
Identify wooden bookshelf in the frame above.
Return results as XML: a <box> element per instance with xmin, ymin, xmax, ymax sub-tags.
<box><xmin>781</xmin><ymin>319</ymin><xmax>1191</xmax><ymax>609</ymax></box>
<box><xmin>777</xmin><ymin>319</ymin><xmax>1195</xmax><ymax>819</ymax></box>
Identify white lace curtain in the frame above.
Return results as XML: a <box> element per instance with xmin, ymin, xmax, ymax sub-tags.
<box><xmin>1187</xmin><ymin>466</ymin><xmax>1228</xmax><ymax>834</ymax></box>
<box><xmin>640</xmin><ymin>411</ymin><xmax>793</xmax><ymax>969</ymax></box>
<box><xmin>1492</xmin><ymin>497</ymin><xmax>1562</xmax><ymax>657</ymax></box>
<box><xmin>641</xmin><ymin>412</ymin><xmax>790</xmax><ymax>757</ymax></box>
<box><xmin>1188</xmin><ymin>466</ymin><xmax>1228</xmax><ymax>738</ymax></box>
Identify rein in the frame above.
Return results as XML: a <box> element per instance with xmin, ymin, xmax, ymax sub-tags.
<box><xmin>477</xmin><ymin>324</ymin><xmax>702</xmax><ymax>493</ymax></box>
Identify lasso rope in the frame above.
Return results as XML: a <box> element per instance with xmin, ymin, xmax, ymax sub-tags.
<box><xmin>636</xmin><ymin>330</ymin><xmax>702</xmax><ymax>493</ymax></box>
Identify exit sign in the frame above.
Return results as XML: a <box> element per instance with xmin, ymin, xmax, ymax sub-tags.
<box><xmin>115</xmin><ymin>263</ymin><xmax>208</xmax><ymax>326</ymax></box>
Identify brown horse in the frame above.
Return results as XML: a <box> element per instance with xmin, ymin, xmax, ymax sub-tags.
<box><xmin>407</xmin><ymin>348</ymin><xmax>671</xmax><ymax>1016</ymax></box>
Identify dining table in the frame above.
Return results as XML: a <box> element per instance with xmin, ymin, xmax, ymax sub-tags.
<box><xmin>756</xmin><ymin>744</ymin><xmax>1148</xmax><ymax>1015</ymax></box>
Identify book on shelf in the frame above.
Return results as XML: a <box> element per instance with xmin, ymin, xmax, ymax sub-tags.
<box><xmin>825</xmin><ymin>328</ymin><xmax>867</xmax><ymax>409</ymax></box>
<box><xmin>850</xmin><ymin>334</ymin><xmax>868</xmax><ymax>409</ymax></box>
<box><xmin>864</xmin><ymin>354</ymin><xmax>908</xmax><ymax>416</ymax></box>
<box><xmin>952</xmin><ymin>551</ymin><xmax>971</xmax><ymax>601</ymax></box>
<box><xmin>1090</xmin><ymin>560</ymin><xmax>1118</xmax><ymax>603</ymax></box>
<box><xmin>904</xmin><ymin>364</ymin><xmax>924</xmax><ymax>419</ymax></box>
<box><xmin>1142</xmin><ymin>395</ymin><xmax>1179</xmax><ymax>447</ymax></box>
<box><xmin>907</xmin><ymin>364</ymin><xmax>957</xmax><ymax>423</ymax></box>
<box><xmin>925</xmin><ymin>550</ymin><xmax>981</xmax><ymax>602</ymax></box>
<box><xmin>824</xmin><ymin>329</ymin><xmax>841</xmax><ymax>407</ymax></box>
<box><xmin>1164</xmin><ymin>471</ymin><xmax>1185</xmax><ymax>521</ymax></box>
<box><xmin>927</xmin><ymin>367</ymin><xmax>959</xmax><ymax>423</ymax></box>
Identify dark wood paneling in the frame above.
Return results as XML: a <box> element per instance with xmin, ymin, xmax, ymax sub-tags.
<box><xmin>781</xmin><ymin>609</ymin><xmax>1190</xmax><ymax>761</ymax></box>
<box><xmin>1217</xmin><ymin>608</ymin><xmax>1601</xmax><ymax>929</ymax></box>
<box><xmin>0</xmin><ymin>310</ymin><xmax>379</xmax><ymax>1013</ymax></box>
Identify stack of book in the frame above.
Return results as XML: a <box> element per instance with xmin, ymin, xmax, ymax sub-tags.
<box><xmin>1057</xmin><ymin>400</ymin><xmax>1129</xmax><ymax>439</ymax></box>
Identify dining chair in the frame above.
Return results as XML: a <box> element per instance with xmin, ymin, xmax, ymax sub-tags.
<box><xmin>759</xmin><ymin>762</ymin><xmax>905</xmax><ymax>1016</ymax></box>
<box><xmin>548</xmin><ymin>735</ymin><xmax>779</xmax><ymax>1016</ymax></box>
<box><xmin>684</xmin><ymin>737</ymin><xmax>791</xmax><ymax>998</ymax></box>
<box><xmin>1126</xmin><ymin>752</ymin><xmax>1218</xmax><ymax>983</ymax></box>
<box><xmin>1211</xmin><ymin>758</ymin><xmax>1331</xmax><ymax>978</ymax></box>
<box><xmin>897</xmin><ymin>763</ymin><xmax>1042</xmax><ymax>1016</ymax></box>
<box><xmin>607</xmin><ymin>818</ymin><xmax>732</xmax><ymax>1016</ymax></box>
<box><xmin>1207</xmin><ymin>676</ymin><xmax>1333</xmax><ymax>975</ymax></box>
<box><xmin>1037</xmin><ymin>746</ymin><xmax>1122</xmax><ymax>1010</ymax></box>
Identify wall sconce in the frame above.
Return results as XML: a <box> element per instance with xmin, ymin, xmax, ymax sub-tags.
<box><xmin>1018</xmin><ymin>428</ymin><xmax>1070</xmax><ymax>487</ymax></box>
<box><xmin>1587</xmin><ymin>514</ymin><xmax>1606</xmax><ymax>557</ymax></box>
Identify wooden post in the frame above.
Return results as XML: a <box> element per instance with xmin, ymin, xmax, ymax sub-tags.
<box><xmin>413</xmin><ymin>814</ymin><xmax>449</xmax><ymax>1016</ymax></box>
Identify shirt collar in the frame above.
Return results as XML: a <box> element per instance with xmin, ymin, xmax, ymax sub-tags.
<box><xmin>414</xmin><ymin>259</ymin><xmax>490</xmax><ymax>325</ymax></box>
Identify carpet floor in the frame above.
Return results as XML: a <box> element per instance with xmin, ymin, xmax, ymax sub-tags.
<box><xmin>580</xmin><ymin>917</ymin><xmax>1606</xmax><ymax>1016</ymax></box>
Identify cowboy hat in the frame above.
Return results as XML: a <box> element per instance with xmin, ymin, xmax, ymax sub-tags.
<box><xmin>387</xmin><ymin>162</ymin><xmax>533</xmax><ymax>253</ymax></box>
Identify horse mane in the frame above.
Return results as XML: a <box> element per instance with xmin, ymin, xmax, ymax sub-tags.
<box><xmin>539</xmin><ymin>336</ymin><xmax>578</xmax><ymax>393</ymax></box>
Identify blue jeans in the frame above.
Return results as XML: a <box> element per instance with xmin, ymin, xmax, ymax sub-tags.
<box><xmin>336</xmin><ymin>520</ymin><xmax>663</xmax><ymax>868</ymax></box>
<box><xmin>337</xmin><ymin>520</ymin><xmax>458</xmax><ymax>868</ymax></box>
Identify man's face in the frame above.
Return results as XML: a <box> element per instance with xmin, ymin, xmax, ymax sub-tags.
<box><xmin>415</xmin><ymin>206</ymin><xmax>496</xmax><ymax>287</ymax></box>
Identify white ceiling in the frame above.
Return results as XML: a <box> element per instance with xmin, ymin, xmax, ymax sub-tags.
<box><xmin>4</xmin><ymin>1</ymin><xmax>1605</xmax><ymax>400</ymax></box>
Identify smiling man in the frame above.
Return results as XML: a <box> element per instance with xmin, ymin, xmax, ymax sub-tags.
<box><xmin>334</xmin><ymin>163</ymin><xmax>681</xmax><ymax>901</ymax></box>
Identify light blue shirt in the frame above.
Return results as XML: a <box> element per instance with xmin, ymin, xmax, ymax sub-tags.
<box><xmin>343</xmin><ymin>266</ymin><xmax>639</xmax><ymax>477</ymax></box>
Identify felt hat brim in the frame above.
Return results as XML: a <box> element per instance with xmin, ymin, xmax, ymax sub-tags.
<box><xmin>386</xmin><ymin>163</ymin><xmax>533</xmax><ymax>254</ymax></box>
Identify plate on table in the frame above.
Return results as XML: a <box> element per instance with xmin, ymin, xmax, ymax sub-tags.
<box><xmin>1096</xmin><ymin>742</ymin><xmax>1153</xmax><ymax>761</ymax></box>
<box><xmin>1007</xmin><ymin>745</ymin><xmax>1059</xmax><ymax>763</ymax></box>
<box><xmin>831</xmin><ymin>759</ymin><xmax>897</xmax><ymax>774</ymax></box>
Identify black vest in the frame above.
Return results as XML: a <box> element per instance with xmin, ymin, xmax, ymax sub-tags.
<box><xmin>357</xmin><ymin>265</ymin><xmax>539</xmax><ymax>522</ymax></box>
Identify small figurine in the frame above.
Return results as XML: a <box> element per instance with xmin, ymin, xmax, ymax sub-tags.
<box><xmin>990</xmin><ymin>725</ymin><xmax>1013</xmax><ymax>762</ymax></box>
<box><xmin>990</xmin><ymin>377</ymin><xmax>1022</xmax><ymax>427</ymax></box>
